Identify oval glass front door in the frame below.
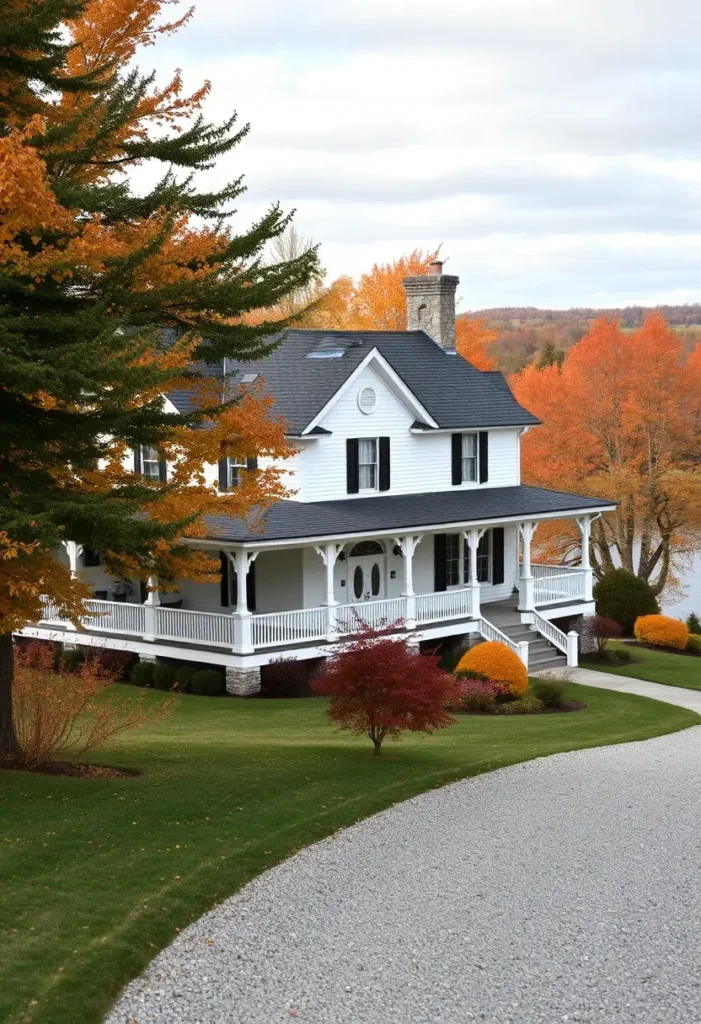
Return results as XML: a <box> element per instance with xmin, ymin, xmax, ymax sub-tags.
<box><xmin>353</xmin><ymin>566</ymin><xmax>364</xmax><ymax>600</ymax></box>
<box><xmin>371</xmin><ymin>562</ymin><xmax>380</xmax><ymax>596</ymax></box>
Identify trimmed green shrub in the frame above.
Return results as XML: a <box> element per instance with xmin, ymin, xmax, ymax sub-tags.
<box><xmin>152</xmin><ymin>664</ymin><xmax>175</xmax><ymax>691</ymax></box>
<box><xmin>174</xmin><ymin>664</ymin><xmax>197</xmax><ymax>692</ymax></box>
<box><xmin>60</xmin><ymin>647</ymin><xmax>86</xmax><ymax>673</ymax></box>
<box><xmin>130</xmin><ymin>660</ymin><xmax>155</xmax><ymax>687</ymax></box>
<box><xmin>497</xmin><ymin>695</ymin><xmax>544</xmax><ymax>715</ymax></box>
<box><xmin>686</xmin><ymin>634</ymin><xmax>701</xmax><ymax>655</ymax></box>
<box><xmin>593</xmin><ymin>569</ymin><xmax>659</xmax><ymax>634</ymax></box>
<box><xmin>190</xmin><ymin>669</ymin><xmax>226</xmax><ymax>696</ymax></box>
<box><xmin>686</xmin><ymin>613</ymin><xmax>701</xmax><ymax>635</ymax></box>
<box><xmin>614</xmin><ymin>646</ymin><xmax>633</xmax><ymax>662</ymax></box>
<box><xmin>530</xmin><ymin>678</ymin><xmax>567</xmax><ymax>709</ymax></box>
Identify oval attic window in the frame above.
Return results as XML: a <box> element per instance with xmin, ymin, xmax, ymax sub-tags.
<box><xmin>357</xmin><ymin>386</ymin><xmax>377</xmax><ymax>414</ymax></box>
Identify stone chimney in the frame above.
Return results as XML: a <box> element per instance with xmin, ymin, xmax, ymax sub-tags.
<box><xmin>402</xmin><ymin>260</ymin><xmax>459</xmax><ymax>351</ymax></box>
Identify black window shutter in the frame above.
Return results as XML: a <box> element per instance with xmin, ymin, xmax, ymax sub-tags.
<box><xmin>218</xmin><ymin>458</ymin><xmax>228</xmax><ymax>491</ymax></box>
<box><xmin>220</xmin><ymin>552</ymin><xmax>229</xmax><ymax>607</ymax></box>
<box><xmin>246</xmin><ymin>559</ymin><xmax>256</xmax><ymax>611</ymax></box>
<box><xmin>346</xmin><ymin>438</ymin><xmax>359</xmax><ymax>494</ymax></box>
<box><xmin>158</xmin><ymin>458</ymin><xmax>167</xmax><ymax>483</ymax></box>
<box><xmin>492</xmin><ymin>527</ymin><xmax>504</xmax><ymax>585</ymax></box>
<box><xmin>479</xmin><ymin>432</ymin><xmax>489</xmax><ymax>483</ymax></box>
<box><xmin>133</xmin><ymin>447</ymin><xmax>141</xmax><ymax>474</ymax></box>
<box><xmin>246</xmin><ymin>457</ymin><xmax>258</xmax><ymax>471</ymax></box>
<box><xmin>451</xmin><ymin>433</ymin><xmax>462</xmax><ymax>485</ymax></box>
<box><xmin>434</xmin><ymin>534</ymin><xmax>447</xmax><ymax>592</ymax></box>
<box><xmin>378</xmin><ymin>437</ymin><xmax>390</xmax><ymax>491</ymax></box>
<box><xmin>140</xmin><ymin>580</ymin><xmax>148</xmax><ymax>603</ymax></box>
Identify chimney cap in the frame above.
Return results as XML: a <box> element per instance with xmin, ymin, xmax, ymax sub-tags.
<box><xmin>428</xmin><ymin>259</ymin><xmax>443</xmax><ymax>276</ymax></box>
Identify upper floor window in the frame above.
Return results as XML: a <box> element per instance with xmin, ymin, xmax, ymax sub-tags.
<box><xmin>358</xmin><ymin>438</ymin><xmax>378</xmax><ymax>491</ymax></box>
<box><xmin>141</xmin><ymin>446</ymin><xmax>161</xmax><ymax>480</ymax></box>
<box><xmin>461</xmin><ymin>433</ymin><xmax>478</xmax><ymax>482</ymax></box>
<box><xmin>219</xmin><ymin>454</ymin><xmax>257</xmax><ymax>492</ymax></box>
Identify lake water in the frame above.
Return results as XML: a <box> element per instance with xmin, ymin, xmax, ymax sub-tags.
<box><xmin>661</xmin><ymin>551</ymin><xmax>701</xmax><ymax>622</ymax></box>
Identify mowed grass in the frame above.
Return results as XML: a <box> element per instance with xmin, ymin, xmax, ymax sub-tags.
<box><xmin>585</xmin><ymin>642</ymin><xmax>701</xmax><ymax>691</ymax></box>
<box><xmin>0</xmin><ymin>684</ymin><xmax>697</xmax><ymax>1024</ymax></box>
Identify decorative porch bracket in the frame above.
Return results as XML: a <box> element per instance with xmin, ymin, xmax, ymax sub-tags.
<box><xmin>314</xmin><ymin>542</ymin><xmax>344</xmax><ymax>640</ymax></box>
<box><xmin>518</xmin><ymin>521</ymin><xmax>537</xmax><ymax>611</ymax></box>
<box><xmin>227</xmin><ymin>550</ymin><xmax>260</xmax><ymax>654</ymax></box>
<box><xmin>461</xmin><ymin>527</ymin><xmax>485</xmax><ymax>620</ymax></box>
<box><xmin>392</xmin><ymin>534</ymin><xmax>423</xmax><ymax>628</ymax></box>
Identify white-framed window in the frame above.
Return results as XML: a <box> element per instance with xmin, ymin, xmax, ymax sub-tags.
<box><xmin>358</xmin><ymin>438</ymin><xmax>378</xmax><ymax>491</ymax></box>
<box><xmin>461</xmin><ymin>433</ymin><xmax>478</xmax><ymax>482</ymax></box>
<box><xmin>445</xmin><ymin>534</ymin><xmax>461</xmax><ymax>588</ymax></box>
<box><xmin>141</xmin><ymin>446</ymin><xmax>161</xmax><ymax>479</ymax></box>
<box><xmin>226</xmin><ymin>457</ymin><xmax>247</xmax><ymax>490</ymax></box>
<box><xmin>464</xmin><ymin>531</ymin><xmax>491</xmax><ymax>584</ymax></box>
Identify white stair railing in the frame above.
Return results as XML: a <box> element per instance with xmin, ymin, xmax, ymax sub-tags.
<box><xmin>476</xmin><ymin>617</ymin><xmax>529</xmax><ymax>668</ymax></box>
<box><xmin>527</xmin><ymin>610</ymin><xmax>578</xmax><ymax>668</ymax></box>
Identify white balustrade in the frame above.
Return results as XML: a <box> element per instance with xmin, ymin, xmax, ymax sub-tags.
<box><xmin>251</xmin><ymin>607</ymin><xmax>328</xmax><ymax>648</ymax></box>
<box><xmin>334</xmin><ymin>596</ymin><xmax>407</xmax><ymax>635</ymax></box>
<box><xmin>522</xmin><ymin>564</ymin><xmax>586</xmax><ymax>605</ymax></box>
<box><xmin>476</xmin><ymin>617</ymin><xmax>521</xmax><ymax>657</ymax></box>
<box><xmin>415</xmin><ymin>588</ymin><xmax>473</xmax><ymax>624</ymax></box>
<box><xmin>156</xmin><ymin>607</ymin><xmax>236</xmax><ymax>647</ymax></box>
<box><xmin>527</xmin><ymin>610</ymin><xmax>578</xmax><ymax>667</ymax></box>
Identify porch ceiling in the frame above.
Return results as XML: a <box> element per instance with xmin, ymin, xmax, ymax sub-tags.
<box><xmin>200</xmin><ymin>485</ymin><xmax>615</xmax><ymax>545</ymax></box>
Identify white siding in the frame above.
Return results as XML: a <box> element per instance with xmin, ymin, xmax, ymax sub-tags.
<box><xmin>279</xmin><ymin>363</ymin><xmax>521</xmax><ymax>503</ymax></box>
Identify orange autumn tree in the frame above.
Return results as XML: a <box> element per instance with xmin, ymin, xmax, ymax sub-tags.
<box><xmin>455</xmin><ymin>315</ymin><xmax>498</xmax><ymax>370</ymax></box>
<box><xmin>511</xmin><ymin>314</ymin><xmax>701</xmax><ymax>594</ymax></box>
<box><xmin>0</xmin><ymin>0</ymin><xmax>318</xmax><ymax>757</ymax></box>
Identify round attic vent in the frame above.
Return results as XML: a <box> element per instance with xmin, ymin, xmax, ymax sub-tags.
<box><xmin>358</xmin><ymin>386</ymin><xmax>377</xmax><ymax>415</ymax></box>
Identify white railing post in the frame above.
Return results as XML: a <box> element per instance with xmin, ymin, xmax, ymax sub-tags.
<box><xmin>517</xmin><ymin>640</ymin><xmax>529</xmax><ymax>669</ymax></box>
<box><xmin>567</xmin><ymin>630</ymin><xmax>579</xmax><ymax>668</ymax></box>
<box><xmin>518</xmin><ymin>522</ymin><xmax>537</xmax><ymax>611</ymax></box>
<box><xmin>62</xmin><ymin>541</ymin><xmax>84</xmax><ymax>631</ymax></box>
<box><xmin>230</xmin><ymin>550</ymin><xmax>257</xmax><ymax>654</ymax></box>
<box><xmin>464</xmin><ymin>527</ymin><xmax>483</xmax><ymax>620</ymax></box>
<box><xmin>315</xmin><ymin>542</ymin><xmax>343</xmax><ymax>641</ymax></box>
<box><xmin>577</xmin><ymin>515</ymin><xmax>595</xmax><ymax>601</ymax></box>
<box><xmin>142</xmin><ymin>574</ymin><xmax>160</xmax><ymax>642</ymax></box>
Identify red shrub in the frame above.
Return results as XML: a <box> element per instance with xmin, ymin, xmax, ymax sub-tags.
<box><xmin>584</xmin><ymin>614</ymin><xmax>622</xmax><ymax>653</ymax></box>
<box><xmin>454</xmin><ymin>677</ymin><xmax>509</xmax><ymax>713</ymax></box>
<box><xmin>312</xmin><ymin>624</ymin><xmax>460</xmax><ymax>755</ymax></box>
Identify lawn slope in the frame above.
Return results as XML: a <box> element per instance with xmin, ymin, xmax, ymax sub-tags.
<box><xmin>0</xmin><ymin>684</ymin><xmax>697</xmax><ymax>1024</ymax></box>
<box><xmin>585</xmin><ymin>642</ymin><xmax>701</xmax><ymax>691</ymax></box>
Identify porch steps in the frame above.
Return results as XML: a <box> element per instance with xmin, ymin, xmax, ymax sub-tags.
<box><xmin>479</xmin><ymin>602</ymin><xmax>568</xmax><ymax>675</ymax></box>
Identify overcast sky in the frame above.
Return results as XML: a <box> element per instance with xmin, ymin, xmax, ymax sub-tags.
<box><xmin>146</xmin><ymin>0</ymin><xmax>701</xmax><ymax>310</ymax></box>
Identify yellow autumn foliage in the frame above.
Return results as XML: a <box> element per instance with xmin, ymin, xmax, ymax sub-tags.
<box><xmin>634</xmin><ymin>615</ymin><xmax>689</xmax><ymax>651</ymax></box>
<box><xmin>455</xmin><ymin>641</ymin><xmax>528</xmax><ymax>697</ymax></box>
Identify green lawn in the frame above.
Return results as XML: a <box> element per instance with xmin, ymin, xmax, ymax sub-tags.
<box><xmin>1</xmin><ymin>684</ymin><xmax>697</xmax><ymax>1024</ymax></box>
<box><xmin>584</xmin><ymin>642</ymin><xmax>701</xmax><ymax>691</ymax></box>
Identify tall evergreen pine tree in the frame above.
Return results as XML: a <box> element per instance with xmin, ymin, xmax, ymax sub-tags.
<box><xmin>0</xmin><ymin>0</ymin><xmax>318</xmax><ymax>756</ymax></box>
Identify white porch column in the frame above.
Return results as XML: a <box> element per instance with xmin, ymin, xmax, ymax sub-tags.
<box><xmin>62</xmin><ymin>541</ymin><xmax>84</xmax><ymax>630</ymax></box>
<box><xmin>576</xmin><ymin>515</ymin><xmax>595</xmax><ymax>601</ymax></box>
<box><xmin>463</xmin><ymin>527</ymin><xmax>484</xmax><ymax>619</ymax></box>
<box><xmin>393</xmin><ymin>534</ymin><xmax>422</xmax><ymax>629</ymax></box>
<box><xmin>518</xmin><ymin>522</ymin><xmax>537</xmax><ymax>611</ymax></box>
<box><xmin>142</xmin><ymin>574</ymin><xmax>160</xmax><ymax>641</ymax></box>
<box><xmin>229</xmin><ymin>549</ymin><xmax>258</xmax><ymax>654</ymax></box>
<box><xmin>567</xmin><ymin>630</ymin><xmax>579</xmax><ymax>668</ymax></box>
<box><xmin>314</xmin><ymin>542</ymin><xmax>344</xmax><ymax>640</ymax></box>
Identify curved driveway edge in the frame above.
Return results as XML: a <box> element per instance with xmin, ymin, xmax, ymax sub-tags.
<box><xmin>106</xmin><ymin>672</ymin><xmax>701</xmax><ymax>1024</ymax></box>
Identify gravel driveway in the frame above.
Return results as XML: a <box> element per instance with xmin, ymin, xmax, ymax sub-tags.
<box><xmin>106</xmin><ymin>723</ymin><xmax>701</xmax><ymax>1024</ymax></box>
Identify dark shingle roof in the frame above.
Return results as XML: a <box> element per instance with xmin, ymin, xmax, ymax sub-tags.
<box><xmin>202</xmin><ymin>485</ymin><xmax>614</xmax><ymax>544</ymax></box>
<box><xmin>208</xmin><ymin>330</ymin><xmax>538</xmax><ymax>434</ymax></box>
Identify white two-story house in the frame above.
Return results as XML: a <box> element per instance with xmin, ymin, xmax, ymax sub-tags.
<box><xmin>23</xmin><ymin>262</ymin><xmax>615</xmax><ymax>693</ymax></box>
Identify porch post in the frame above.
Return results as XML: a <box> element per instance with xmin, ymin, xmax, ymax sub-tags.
<box><xmin>518</xmin><ymin>522</ymin><xmax>536</xmax><ymax>611</ymax></box>
<box><xmin>230</xmin><ymin>549</ymin><xmax>257</xmax><ymax>654</ymax></box>
<box><xmin>63</xmin><ymin>541</ymin><xmax>83</xmax><ymax>631</ymax></box>
<box><xmin>142</xmin><ymin>574</ymin><xmax>160</xmax><ymax>641</ymax></box>
<box><xmin>314</xmin><ymin>542</ymin><xmax>343</xmax><ymax>640</ymax></box>
<box><xmin>576</xmin><ymin>515</ymin><xmax>595</xmax><ymax>601</ymax></box>
<box><xmin>464</xmin><ymin>527</ymin><xmax>484</xmax><ymax>619</ymax></box>
<box><xmin>394</xmin><ymin>534</ymin><xmax>421</xmax><ymax>629</ymax></box>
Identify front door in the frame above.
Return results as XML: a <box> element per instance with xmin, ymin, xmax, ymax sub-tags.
<box><xmin>347</xmin><ymin>541</ymin><xmax>385</xmax><ymax>603</ymax></box>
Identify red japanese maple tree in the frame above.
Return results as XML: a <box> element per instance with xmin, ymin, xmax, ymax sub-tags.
<box><xmin>312</xmin><ymin>624</ymin><xmax>459</xmax><ymax>755</ymax></box>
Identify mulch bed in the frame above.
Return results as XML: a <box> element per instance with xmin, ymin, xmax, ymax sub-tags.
<box><xmin>0</xmin><ymin>759</ymin><xmax>141</xmax><ymax>779</ymax></box>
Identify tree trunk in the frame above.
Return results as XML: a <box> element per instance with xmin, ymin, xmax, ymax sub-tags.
<box><xmin>0</xmin><ymin>632</ymin><xmax>19</xmax><ymax>758</ymax></box>
<box><xmin>372</xmin><ymin>738</ymin><xmax>382</xmax><ymax>756</ymax></box>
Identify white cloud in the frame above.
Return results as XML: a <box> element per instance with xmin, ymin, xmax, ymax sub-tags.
<box><xmin>136</xmin><ymin>0</ymin><xmax>701</xmax><ymax>308</ymax></box>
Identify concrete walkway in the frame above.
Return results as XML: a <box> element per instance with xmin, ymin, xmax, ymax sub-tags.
<box><xmin>554</xmin><ymin>665</ymin><xmax>701</xmax><ymax>714</ymax></box>
<box><xmin>106</xmin><ymin>674</ymin><xmax>701</xmax><ymax>1024</ymax></box>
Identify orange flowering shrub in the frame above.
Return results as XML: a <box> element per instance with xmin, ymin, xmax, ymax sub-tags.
<box><xmin>633</xmin><ymin>615</ymin><xmax>689</xmax><ymax>651</ymax></box>
<box><xmin>455</xmin><ymin>641</ymin><xmax>528</xmax><ymax>697</ymax></box>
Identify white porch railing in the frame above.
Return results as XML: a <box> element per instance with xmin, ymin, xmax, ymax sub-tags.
<box><xmin>40</xmin><ymin>598</ymin><xmax>147</xmax><ymax>635</ymax></box>
<box><xmin>252</xmin><ymin>607</ymin><xmax>328</xmax><ymax>648</ymax></box>
<box><xmin>528</xmin><ymin>564</ymin><xmax>587</xmax><ymax>605</ymax></box>
<box><xmin>155</xmin><ymin>606</ymin><xmax>236</xmax><ymax>647</ymax></box>
<box><xmin>526</xmin><ymin>610</ymin><xmax>579</xmax><ymax>668</ymax></box>
<box><xmin>415</xmin><ymin>588</ymin><xmax>473</xmax><ymax>624</ymax></box>
<box><xmin>335</xmin><ymin>596</ymin><xmax>407</xmax><ymax>634</ymax></box>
